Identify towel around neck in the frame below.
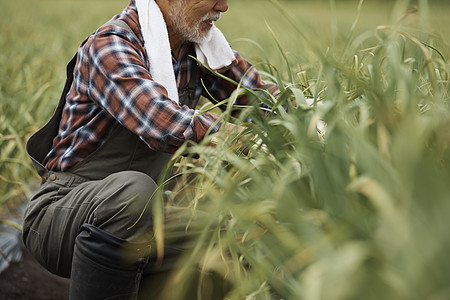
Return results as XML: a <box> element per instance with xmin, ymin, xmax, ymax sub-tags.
<box><xmin>135</xmin><ymin>0</ymin><xmax>235</xmax><ymax>104</ymax></box>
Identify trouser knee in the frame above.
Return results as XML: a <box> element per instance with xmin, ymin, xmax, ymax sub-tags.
<box><xmin>75</xmin><ymin>223</ymin><xmax>150</xmax><ymax>269</ymax></box>
<box><xmin>22</xmin><ymin>171</ymin><xmax>157</xmax><ymax>279</ymax></box>
<box><xmin>89</xmin><ymin>171</ymin><xmax>158</xmax><ymax>241</ymax></box>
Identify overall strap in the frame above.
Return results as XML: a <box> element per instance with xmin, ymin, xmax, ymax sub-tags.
<box><xmin>103</xmin><ymin>19</ymin><xmax>141</xmax><ymax>45</ymax></box>
<box><xmin>178</xmin><ymin>59</ymin><xmax>199</xmax><ymax>107</ymax></box>
<box><xmin>26</xmin><ymin>54</ymin><xmax>78</xmax><ymax>177</ymax></box>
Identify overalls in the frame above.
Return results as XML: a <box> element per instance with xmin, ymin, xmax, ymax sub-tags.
<box><xmin>22</xmin><ymin>20</ymin><xmax>228</xmax><ymax>300</ymax></box>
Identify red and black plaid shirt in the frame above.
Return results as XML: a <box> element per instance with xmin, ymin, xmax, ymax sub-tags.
<box><xmin>44</xmin><ymin>0</ymin><xmax>276</xmax><ymax>171</ymax></box>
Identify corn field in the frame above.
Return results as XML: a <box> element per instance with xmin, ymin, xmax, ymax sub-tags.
<box><xmin>1</xmin><ymin>0</ymin><xmax>450</xmax><ymax>299</ymax></box>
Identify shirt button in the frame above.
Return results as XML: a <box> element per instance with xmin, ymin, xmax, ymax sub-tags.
<box><xmin>49</xmin><ymin>174</ymin><xmax>57</xmax><ymax>181</ymax></box>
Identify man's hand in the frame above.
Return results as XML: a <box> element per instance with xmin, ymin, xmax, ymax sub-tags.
<box><xmin>209</xmin><ymin>122</ymin><xmax>253</xmax><ymax>155</ymax></box>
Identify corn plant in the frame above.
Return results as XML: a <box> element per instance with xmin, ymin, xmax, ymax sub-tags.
<box><xmin>151</xmin><ymin>1</ymin><xmax>450</xmax><ymax>299</ymax></box>
<box><xmin>0</xmin><ymin>0</ymin><xmax>449</xmax><ymax>298</ymax></box>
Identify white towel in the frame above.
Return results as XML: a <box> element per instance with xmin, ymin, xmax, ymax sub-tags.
<box><xmin>135</xmin><ymin>0</ymin><xmax>235</xmax><ymax>104</ymax></box>
<box><xmin>194</xmin><ymin>25</ymin><xmax>236</xmax><ymax>71</ymax></box>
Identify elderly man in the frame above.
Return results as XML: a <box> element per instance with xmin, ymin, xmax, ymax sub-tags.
<box><xmin>22</xmin><ymin>0</ymin><xmax>276</xmax><ymax>299</ymax></box>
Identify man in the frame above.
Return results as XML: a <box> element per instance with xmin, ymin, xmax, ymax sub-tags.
<box><xmin>22</xmin><ymin>0</ymin><xmax>277</xmax><ymax>299</ymax></box>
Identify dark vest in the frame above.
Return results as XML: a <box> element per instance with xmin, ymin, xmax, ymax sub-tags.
<box><xmin>26</xmin><ymin>20</ymin><xmax>197</xmax><ymax>182</ymax></box>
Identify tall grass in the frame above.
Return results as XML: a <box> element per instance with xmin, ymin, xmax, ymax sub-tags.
<box><xmin>0</xmin><ymin>0</ymin><xmax>449</xmax><ymax>298</ymax></box>
<box><xmin>151</xmin><ymin>0</ymin><xmax>450</xmax><ymax>299</ymax></box>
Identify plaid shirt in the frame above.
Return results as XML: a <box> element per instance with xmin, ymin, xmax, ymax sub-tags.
<box><xmin>44</xmin><ymin>0</ymin><xmax>276</xmax><ymax>171</ymax></box>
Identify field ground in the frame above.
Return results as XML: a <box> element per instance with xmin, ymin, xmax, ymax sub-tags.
<box><xmin>0</xmin><ymin>249</ymin><xmax>70</xmax><ymax>300</ymax></box>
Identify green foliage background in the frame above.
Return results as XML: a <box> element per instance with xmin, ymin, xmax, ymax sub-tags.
<box><xmin>1</xmin><ymin>0</ymin><xmax>450</xmax><ymax>299</ymax></box>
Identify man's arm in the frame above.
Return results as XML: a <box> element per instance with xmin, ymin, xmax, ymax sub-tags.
<box><xmin>84</xmin><ymin>28</ymin><xmax>220</xmax><ymax>153</ymax></box>
<box><xmin>200</xmin><ymin>49</ymin><xmax>279</xmax><ymax>109</ymax></box>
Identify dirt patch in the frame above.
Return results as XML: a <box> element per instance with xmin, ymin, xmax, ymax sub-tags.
<box><xmin>0</xmin><ymin>249</ymin><xmax>70</xmax><ymax>300</ymax></box>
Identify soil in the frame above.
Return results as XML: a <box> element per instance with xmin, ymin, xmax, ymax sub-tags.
<box><xmin>0</xmin><ymin>249</ymin><xmax>70</xmax><ymax>300</ymax></box>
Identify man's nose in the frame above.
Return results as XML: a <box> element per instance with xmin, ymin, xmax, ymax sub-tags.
<box><xmin>214</xmin><ymin>0</ymin><xmax>228</xmax><ymax>13</ymax></box>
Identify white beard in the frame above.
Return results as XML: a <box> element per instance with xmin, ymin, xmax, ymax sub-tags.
<box><xmin>167</xmin><ymin>1</ymin><xmax>221</xmax><ymax>44</ymax></box>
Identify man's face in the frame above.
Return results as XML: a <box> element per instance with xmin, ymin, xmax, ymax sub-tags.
<box><xmin>167</xmin><ymin>0</ymin><xmax>228</xmax><ymax>43</ymax></box>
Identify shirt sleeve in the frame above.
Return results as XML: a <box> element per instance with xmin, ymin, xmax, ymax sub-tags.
<box><xmin>85</xmin><ymin>28</ymin><xmax>219</xmax><ymax>153</ymax></box>
<box><xmin>200</xmin><ymin>50</ymin><xmax>279</xmax><ymax>109</ymax></box>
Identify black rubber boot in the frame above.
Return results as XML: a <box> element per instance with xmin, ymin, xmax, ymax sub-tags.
<box><xmin>69</xmin><ymin>223</ymin><xmax>149</xmax><ymax>300</ymax></box>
